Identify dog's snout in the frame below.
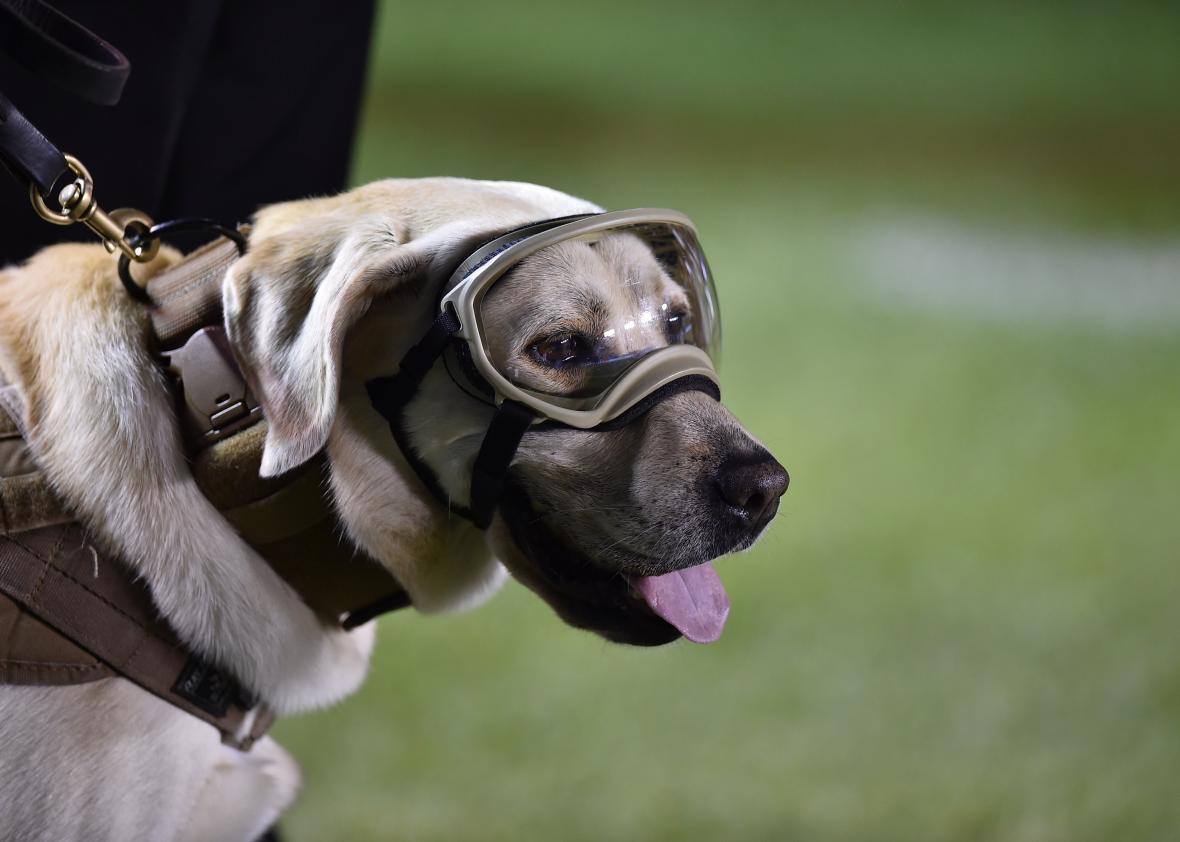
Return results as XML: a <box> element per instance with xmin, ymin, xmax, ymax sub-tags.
<box><xmin>715</xmin><ymin>453</ymin><xmax>789</xmax><ymax>531</ymax></box>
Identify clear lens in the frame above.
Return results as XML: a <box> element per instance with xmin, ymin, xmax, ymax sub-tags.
<box><xmin>476</xmin><ymin>221</ymin><xmax>719</xmax><ymax>403</ymax></box>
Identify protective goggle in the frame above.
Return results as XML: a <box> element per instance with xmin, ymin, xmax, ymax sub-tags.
<box><xmin>367</xmin><ymin>209</ymin><xmax>723</xmax><ymax>528</ymax></box>
<box><xmin>440</xmin><ymin>209</ymin><xmax>721</xmax><ymax>427</ymax></box>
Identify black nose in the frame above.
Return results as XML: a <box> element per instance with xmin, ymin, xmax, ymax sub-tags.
<box><xmin>715</xmin><ymin>453</ymin><xmax>789</xmax><ymax>530</ymax></box>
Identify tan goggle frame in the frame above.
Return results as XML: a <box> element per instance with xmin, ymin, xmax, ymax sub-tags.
<box><xmin>439</xmin><ymin>209</ymin><xmax>721</xmax><ymax>429</ymax></box>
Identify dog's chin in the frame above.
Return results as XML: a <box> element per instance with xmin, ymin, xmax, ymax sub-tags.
<box><xmin>495</xmin><ymin>479</ymin><xmax>684</xmax><ymax>647</ymax></box>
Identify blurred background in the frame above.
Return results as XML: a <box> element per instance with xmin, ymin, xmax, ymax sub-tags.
<box><xmin>273</xmin><ymin>2</ymin><xmax>1180</xmax><ymax>840</ymax></box>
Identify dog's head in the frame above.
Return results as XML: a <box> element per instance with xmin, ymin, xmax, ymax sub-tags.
<box><xmin>225</xmin><ymin>178</ymin><xmax>787</xmax><ymax>646</ymax></box>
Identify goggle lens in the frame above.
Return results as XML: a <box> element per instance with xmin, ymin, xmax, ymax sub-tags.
<box><xmin>476</xmin><ymin>221</ymin><xmax>719</xmax><ymax>406</ymax></box>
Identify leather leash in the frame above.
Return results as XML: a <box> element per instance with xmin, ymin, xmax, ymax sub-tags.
<box><xmin>0</xmin><ymin>0</ymin><xmax>127</xmax><ymax>202</ymax></box>
<box><xmin>0</xmin><ymin>0</ymin><xmax>168</xmax><ymax>291</ymax></box>
<box><xmin>0</xmin><ymin>0</ymin><xmax>130</xmax><ymax>107</ymax></box>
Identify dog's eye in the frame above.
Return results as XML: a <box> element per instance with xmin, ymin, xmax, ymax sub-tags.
<box><xmin>530</xmin><ymin>333</ymin><xmax>594</xmax><ymax>369</ymax></box>
<box><xmin>665</xmin><ymin>309</ymin><xmax>692</xmax><ymax>344</ymax></box>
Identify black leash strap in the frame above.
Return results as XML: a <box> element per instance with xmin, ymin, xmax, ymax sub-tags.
<box><xmin>0</xmin><ymin>0</ymin><xmax>127</xmax><ymax>201</ymax></box>
<box><xmin>0</xmin><ymin>91</ymin><xmax>72</xmax><ymax>200</ymax></box>
<box><xmin>0</xmin><ymin>0</ymin><xmax>130</xmax><ymax>106</ymax></box>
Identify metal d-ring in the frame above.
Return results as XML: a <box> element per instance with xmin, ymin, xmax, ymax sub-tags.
<box><xmin>118</xmin><ymin>218</ymin><xmax>248</xmax><ymax>303</ymax></box>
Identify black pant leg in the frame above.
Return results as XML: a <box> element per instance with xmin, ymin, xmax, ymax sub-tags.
<box><xmin>156</xmin><ymin>0</ymin><xmax>377</xmax><ymax>228</ymax></box>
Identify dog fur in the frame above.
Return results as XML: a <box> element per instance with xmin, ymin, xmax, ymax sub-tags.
<box><xmin>0</xmin><ymin>178</ymin><xmax>781</xmax><ymax>839</ymax></box>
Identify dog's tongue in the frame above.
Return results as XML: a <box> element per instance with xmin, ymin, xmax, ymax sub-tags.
<box><xmin>631</xmin><ymin>562</ymin><xmax>729</xmax><ymax>643</ymax></box>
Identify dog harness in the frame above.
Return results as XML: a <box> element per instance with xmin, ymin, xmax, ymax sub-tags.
<box><xmin>0</xmin><ymin>236</ymin><xmax>410</xmax><ymax>750</ymax></box>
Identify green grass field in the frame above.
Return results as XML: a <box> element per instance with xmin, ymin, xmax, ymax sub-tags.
<box><xmin>274</xmin><ymin>3</ymin><xmax>1180</xmax><ymax>839</ymax></box>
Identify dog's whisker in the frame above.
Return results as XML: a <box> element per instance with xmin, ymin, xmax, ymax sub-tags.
<box><xmin>598</xmin><ymin>521</ymin><xmax>663</xmax><ymax>557</ymax></box>
<box><xmin>527</xmin><ymin>504</ymin><xmax>638</xmax><ymax>524</ymax></box>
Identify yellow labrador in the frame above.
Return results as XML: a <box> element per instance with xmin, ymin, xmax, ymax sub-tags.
<box><xmin>0</xmin><ymin>178</ymin><xmax>786</xmax><ymax>839</ymax></box>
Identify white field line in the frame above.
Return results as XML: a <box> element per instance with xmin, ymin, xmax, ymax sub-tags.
<box><xmin>854</xmin><ymin>217</ymin><xmax>1180</xmax><ymax>330</ymax></box>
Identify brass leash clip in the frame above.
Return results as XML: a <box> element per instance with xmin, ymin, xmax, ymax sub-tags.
<box><xmin>28</xmin><ymin>152</ymin><xmax>160</xmax><ymax>266</ymax></box>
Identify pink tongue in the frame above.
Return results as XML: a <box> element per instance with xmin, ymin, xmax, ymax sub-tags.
<box><xmin>631</xmin><ymin>562</ymin><xmax>730</xmax><ymax>643</ymax></box>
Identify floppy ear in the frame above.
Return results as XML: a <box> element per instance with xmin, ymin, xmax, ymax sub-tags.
<box><xmin>223</xmin><ymin>217</ymin><xmax>438</xmax><ymax>477</ymax></box>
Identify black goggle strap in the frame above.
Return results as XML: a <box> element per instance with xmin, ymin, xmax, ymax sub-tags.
<box><xmin>371</xmin><ymin>306</ymin><xmax>462</xmax><ymax>407</ymax></box>
<box><xmin>527</xmin><ymin>374</ymin><xmax>722</xmax><ymax>435</ymax></box>
<box><xmin>366</xmin><ymin>306</ymin><xmax>478</xmax><ymax>521</ymax></box>
<box><xmin>588</xmin><ymin>374</ymin><xmax>719</xmax><ymax>431</ymax></box>
<box><xmin>469</xmin><ymin>400</ymin><xmax>536</xmax><ymax>529</ymax></box>
<box><xmin>366</xmin><ymin>306</ymin><xmax>539</xmax><ymax>530</ymax></box>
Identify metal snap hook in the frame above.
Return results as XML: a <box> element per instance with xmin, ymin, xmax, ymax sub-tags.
<box><xmin>28</xmin><ymin>153</ymin><xmax>160</xmax><ymax>264</ymax></box>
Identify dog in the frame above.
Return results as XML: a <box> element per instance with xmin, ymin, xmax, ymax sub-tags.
<box><xmin>0</xmin><ymin>178</ymin><xmax>787</xmax><ymax>840</ymax></box>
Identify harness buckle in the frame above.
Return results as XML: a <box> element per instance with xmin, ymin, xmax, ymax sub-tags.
<box><xmin>164</xmin><ymin>326</ymin><xmax>262</xmax><ymax>450</ymax></box>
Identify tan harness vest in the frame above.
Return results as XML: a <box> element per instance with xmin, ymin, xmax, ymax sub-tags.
<box><xmin>0</xmin><ymin>236</ymin><xmax>409</xmax><ymax>750</ymax></box>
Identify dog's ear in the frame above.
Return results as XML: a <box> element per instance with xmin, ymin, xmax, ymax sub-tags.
<box><xmin>224</xmin><ymin>218</ymin><xmax>443</xmax><ymax>478</ymax></box>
